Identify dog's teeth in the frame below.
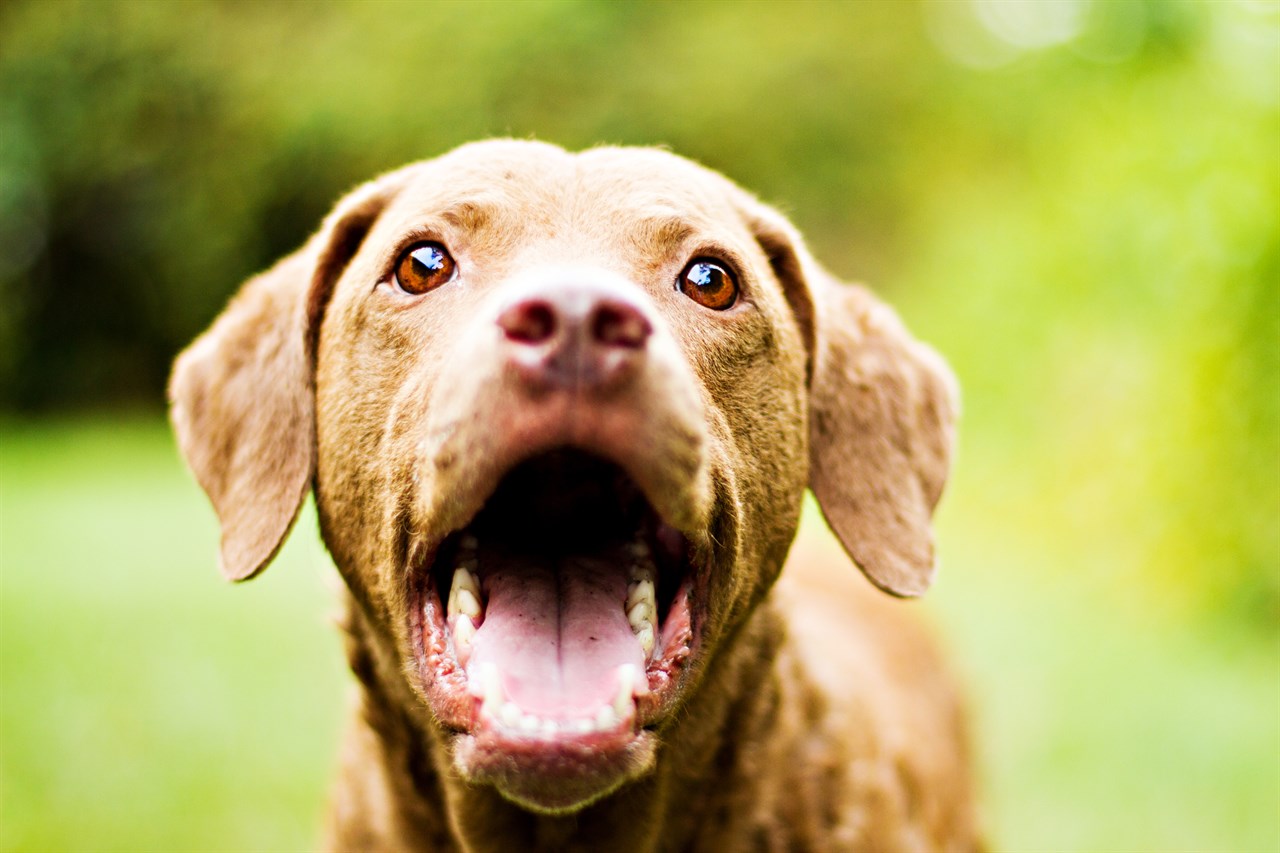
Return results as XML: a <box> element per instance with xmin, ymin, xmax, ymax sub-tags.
<box><xmin>594</xmin><ymin>705</ymin><xmax>620</xmax><ymax>731</ymax></box>
<box><xmin>626</xmin><ymin>578</ymin><xmax>655</xmax><ymax>611</ymax></box>
<box><xmin>540</xmin><ymin>719</ymin><xmax>559</xmax><ymax>737</ymax></box>
<box><xmin>626</xmin><ymin>599</ymin><xmax>653</xmax><ymax>629</ymax></box>
<box><xmin>627</xmin><ymin>662</ymin><xmax>650</xmax><ymax>696</ymax></box>
<box><xmin>571</xmin><ymin>718</ymin><xmax>594</xmax><ymax>734</ymax></box>
<box><xmin>518</xmin><ymin>714</ymin><xmax>541</xmax><ymax>734</ymax></box>
<box><xmin>449</xmin><ymin>566</ymin><xmax>482</xmax><ymax>620</ymax></box>
<box><xmin>455</xmin><ymin>588</ymin><xmax>482</xmax><ymax>621</ymax></box>
<box><xmin>452</xmin><ymin>566</ymin><xmax>481</xmax><ymax>599</ymax></box>
<box><xmin>626</xmin><ymin>576</ymin><xmax>657</xmax><ymax>653</ymax></box>
<box><xmin>499</xmin><ymin>702</ymin><xmax>522</xmax><ymax>728</ymax></box>
<box><xmin>471</xmin><ymin>662</ymin><xmax>504</xmax><ymax>718</ymax></box>
<box><xmin>459</xmin><ymin>533</ymin><xmax>478</xmax><ymax>551</ymax></box>
<box><xmin>453</xmin><ymin>613</ymin><xmax>476</xmax><ymax>644</ymax></box>
<box><xmin>465</xmin><ymin>662</ymin><xmax>487</xmax><ymax>698</ymax></box>
<box><xmin>613</xmin><ymin>665</ymin><xmax>638</xmax><ymax>719</ymax></box>
<box><xmin>627</xmin><ymin>539</ymin><xmax>656</xmax><ymax>583</ymax></box>
<box><xmin>452</xmin><ymin>614</ymin><xmax>476</xmax><ymax>664</ymax></box>
<box><xmin>483</xmin><ymin>666</ymin><xmax>503</xmax><ymax>706</ymax></box>
<box><xmin>636</xmin><ymin>623</ymin><xmax>656</xmax><ymax>657</ymax></box>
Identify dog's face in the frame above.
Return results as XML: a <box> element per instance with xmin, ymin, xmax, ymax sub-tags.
<box><xmin>170</xmin><ymin>140</ymin><xmax>955</xmax><ymax>813</ymax></box>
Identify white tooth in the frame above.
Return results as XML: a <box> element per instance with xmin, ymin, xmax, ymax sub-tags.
<box><xmin>471</xmin><ymin>662</ymin><xmax>502</xmax><ymax>711</ymax></box>
<box><xmin>613</xmin><ymin>665</ymin><xmax>637</xmax><ymax>719</ymax></box>
<box><xmin>453</xmin><ymin>567</ymin><xmax>481</xmax><ymax>599</ymax></box>
<box><xmin>499</xmin><ymin>702</ymin><xmax>522</xmax><ymax>728</ymax></box>
<box><xmin>519</xmin><ymin>714</ymin><xmax>541</xmax><ymax>733</ymax></box>
<box><xmin>452</xmin><ymin>615</ymin><xmax>476</xmax><ymax>663</ymax></box>
<box><xmin>540</xmin><ymin>719</ymin><xmax>560</xmax><ymax>738</ymax></box>
<box><xmin>627</xmin><ymin>600</ymin><xmax>653</xmax><ymax>629</ymax></box>
<box><xmin>571</xmin><ymin>718</ymin><xmax>594</xmax><ymax>734</ymax></box>
<box><xmin>455</xmin><ymin>588</ymin><xmax>482</xmax><ymax>620</ymax></box>
<box><xmin>626</xmin><ymin>579</ymin><xmax>655</xmax><ymax>611</ymax></box>
<box><xmin>594</xmin><ymin>705</ymin><xmax>620</xmax><ymax>730</ymax></box>
<box><xmin>636</xmin><ymin>623</ymin><xmax>655</xmax><ymax>657</ymax></box>
<box><xmin>627</xmin><ymin>663</ymin><xmax>650</xmax><ymax>696</ymax></box>
<box><xmin>483</xmin><ymin>665</ymin><xmax>503</xmax><ymax>707</ymax></box>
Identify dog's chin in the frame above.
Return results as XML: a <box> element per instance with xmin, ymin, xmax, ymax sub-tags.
<box><xmin>451</xmin><ymin>725</ymin><xmax>658</xmax><ymax>813</ymax></box>
<box><xmin>406</xmin><ymin>448</ymin><xmax>710</xmax><ymax>813</ymax></box>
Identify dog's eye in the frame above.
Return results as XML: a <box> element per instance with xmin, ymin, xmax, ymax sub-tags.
<box><xmin>677</xmin><ymin>259</ymin><xmax>738</xmax><ymax>311</ymax></box>
<box><xmin>394</xmin><ymin>242</ymin><xmax>457</xmax><ymax>295</ymax></box>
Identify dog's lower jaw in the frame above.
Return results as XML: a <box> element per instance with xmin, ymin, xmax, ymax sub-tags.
<box><xmin>451</xmin><ymin>727</ymin><xmax>660</xmax><ymax>815</ymax></box>
<box><xmin>325</xmin><ymin>592</ymin><xmax>803</xmax><ymax>853</ymax></box>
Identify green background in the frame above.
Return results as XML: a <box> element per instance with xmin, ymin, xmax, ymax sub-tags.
<box><xmin>2</xmin><ymin>1</ymin><xmax>1276</xmax><ymax>850</ymax></box>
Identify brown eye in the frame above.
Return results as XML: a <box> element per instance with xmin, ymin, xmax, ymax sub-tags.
<box><xmin>394</xmin><ymin>242</ymin><xmax>456</xmax><ymax>295</ymax></box>
<box><xmin>678</xmin><ymin>259</ymin><xmax>738</xmax><ymax>310</ymax></box>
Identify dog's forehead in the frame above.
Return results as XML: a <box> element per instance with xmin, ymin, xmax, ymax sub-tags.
<box><xmin>380</xmin><ymin>142</ymin><xmax>749</xmax><ymax>248</ymax></box>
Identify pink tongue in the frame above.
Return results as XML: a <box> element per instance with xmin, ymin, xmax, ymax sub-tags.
<box><xmin>467</xmin><ymin>548</ymin><xmax>644</xmax><ymax>717</ymax></box>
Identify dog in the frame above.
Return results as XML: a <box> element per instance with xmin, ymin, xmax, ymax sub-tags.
<box><xmin>170</xmin><ymin>139</ymin><xmax>977</xmax><ymax>851</ymax></box>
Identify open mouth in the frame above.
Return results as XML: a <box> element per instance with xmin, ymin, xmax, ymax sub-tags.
<box><xmin>410</xmin><ymin>449</ymin><xmax>700</xmax><ymax>749</ymax></box>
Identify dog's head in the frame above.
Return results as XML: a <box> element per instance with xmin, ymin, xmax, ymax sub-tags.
<box><xmin>170</xmin><ymin>140</ymin><xmax>956</xmax><ymax>813</ymax></box>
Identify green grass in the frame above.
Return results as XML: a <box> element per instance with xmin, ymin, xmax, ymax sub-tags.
<box><xmin>2</xmin><ymin>418</ymin><xmax>1277</xmax><ymax>851</ymax></box>
<box><xmin>1</xmin><ymin>417</ymin><xmax>347</xmax><ymax>851</ymax></box>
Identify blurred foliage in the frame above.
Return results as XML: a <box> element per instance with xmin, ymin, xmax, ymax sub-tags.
<box><xmin>1</xmin><ymin>0</ymin><xmax>1277</xmax><ymax>849</ymax></box>
<box><xmin>2</xmin><ymin>0</ymin><xmax>1274</xmax><ymax>624</ymax></box>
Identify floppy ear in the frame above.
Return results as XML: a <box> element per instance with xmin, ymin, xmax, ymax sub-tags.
<box><xmin>169</xmin><ymin>172</ymin><xmax>404</xmax><ymax>580</ymax></box>
<box><xmin>745</xmin><ymin>200</ymin><xmax>958</xmax><ymax>597</ymax></box>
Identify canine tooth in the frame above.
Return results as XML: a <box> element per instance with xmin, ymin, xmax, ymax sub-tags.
<box><xmin>499</xmin><ymin>702</ymin><xmax>522</xmax><ymax>728</ymax></box>
<box><xmin>626</xmin><ymin>579</ymin><xmax>655</xmax><ymax>611</ymax></box>
<box><xmin>452</xmin><ymin>567</ymin><xmax>480</xmax><ymax>599</ymax></box>
<box><xmin>483</xmin><ymin>666</ymin><xmax>503</xmax><ymax>706</ymax></box>
<box><xmin>594</xmin><ymin>705</ymin><xmax>619</xmax><ymax>730</ymax></box>
<box><xmin>464</xmin><ymin>663</ymin><xmax>486</xmax><ymax>698</ymax></box>
<box><xmin>452</xmin><ymin>614</ymin><xmax>476</xmax><ymax>661</ymax></box>
<box><xmin>613</xmin><ymin>665</ymin><xmax>637</xmax><ymax>719</ymax></box>
<box><xmin>455</xmin><ymin>587</ymin><xmax>482</xmax><ymax>620</ymax></box>
<box><xmin>626</xmin><ymin>662</ymin><xmax>650</xmax><ymax>696</ymax></box>
<box><xmin>471</xmin><ymin>663</ymin><xmax>503</xmax><ymax>714</ymax></box>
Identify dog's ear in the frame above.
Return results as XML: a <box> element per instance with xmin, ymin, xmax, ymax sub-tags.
<box><xmin>743</xmin><ymin>199</ymin><xmax>958</xmax><ymax>597</ymax></box>
<box><xmin>169</xmin><ymin>171</ymin><xmax>405</xmax><ymax>580</ymax></box>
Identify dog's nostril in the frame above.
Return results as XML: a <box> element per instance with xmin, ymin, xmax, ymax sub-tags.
<box><xmin>499</xmin><ymin>301</ymin><xmax>557</xmax><ymax>345</ymax></box>
<box><xmin>592</xmin><ymin>303</ymin><xmax>650</xmax><ymax>350</ymax></box>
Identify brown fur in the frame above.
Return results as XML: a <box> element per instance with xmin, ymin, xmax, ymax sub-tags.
<box><xmin>170</xmin><ymin>140</ymin><xmax>978</xmax><ymax>851</ymax></box>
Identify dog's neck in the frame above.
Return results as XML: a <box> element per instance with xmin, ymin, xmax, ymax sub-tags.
<box><xmin>324</xmin><ymin>591</ymin><xmax>807</xmax><ymax>852</ymax></box>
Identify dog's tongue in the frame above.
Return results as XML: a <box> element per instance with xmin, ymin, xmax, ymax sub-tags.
<box><xmin>467</xmin><ymin>547</ymin><xmax>644</xmax><ymax>717</ymax></box>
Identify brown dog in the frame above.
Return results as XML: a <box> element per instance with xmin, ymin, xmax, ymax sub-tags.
<box><xmin>170</xmin><ymin>140</ymin><xmax>977</xmax><ymax>851</ymax></box>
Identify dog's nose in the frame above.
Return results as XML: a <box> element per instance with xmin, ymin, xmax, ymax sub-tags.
<box><xmin>497</xmin><ymin>286</ymin><xmax>652</xmax><ymax>392</ymax></box>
